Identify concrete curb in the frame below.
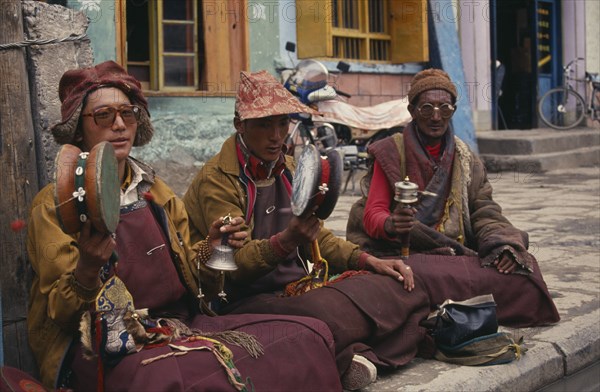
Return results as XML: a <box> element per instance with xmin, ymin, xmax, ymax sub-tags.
<box><xmin>364</xmin><ymin>314</ymin><xmax>600</xmax><ymax>392</ymax></box>
<box><xmin>532</xmin><ymin>310</ymin><xmax>600</xmax><ymax>376</ymax></box>
<box><xmin>330</xmin><ymin>165</ymin><xmax>600</xmax><ymax>391</ymax></box>
<box><xmin>364</xmin><ymin>341</ymin><xmax>563</xmax><ymax>392</ymax></box>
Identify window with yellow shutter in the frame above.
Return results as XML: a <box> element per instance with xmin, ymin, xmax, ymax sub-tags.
<box><xmin>118</xmin><ymin>0</ymin><xmax>248</xmax><ymax>95</ymax></box>
<box><xmin>296</xmin><ymin>0</ymin><xmax>428</xmax><ymax>64</ymax></box>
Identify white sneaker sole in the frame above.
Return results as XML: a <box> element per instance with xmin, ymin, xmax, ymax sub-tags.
<box><xmin>341</xmin><ymin>355</ymin><xmax>377</xmax><ymax>391</ymax></box>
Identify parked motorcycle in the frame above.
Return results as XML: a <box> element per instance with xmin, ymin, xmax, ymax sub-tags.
<box><xmin>279</xmin><ymin>42</ymin><xmax>412</xmax><ymax>161</ymax></box>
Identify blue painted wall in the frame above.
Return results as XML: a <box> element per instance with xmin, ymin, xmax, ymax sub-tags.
<box><xmin>429</xmin><ymin>0</ymin><xmax>478</xmax><ymax>152</ymax></box>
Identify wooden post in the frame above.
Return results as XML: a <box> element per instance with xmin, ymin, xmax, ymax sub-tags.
<box><xmin>1</xmin><ymin>292</ymin><xmax>4</xmax><ymax>366</ymax></box>
<box><xmin>0</xmin><ymin>0</ymin><xmax>40</xmax><ymax>374</ymax></box>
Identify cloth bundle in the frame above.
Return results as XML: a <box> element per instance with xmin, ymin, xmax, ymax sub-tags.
<box><xmin>79</xmin><ymin>275</ymin><xmax>262</xmax><ymax>391</ymax></box>
<box><xmin>423</xmin><ymin>294</ymin><xmax>525</xmax><ymax>366</ymax></box>
<box><xmin>79</xmin><ymin>276</ymin><xmax>173</xmax><ymax>364</ymax></box>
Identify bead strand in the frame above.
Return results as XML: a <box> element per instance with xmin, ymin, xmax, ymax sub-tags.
<box><xmin>195</xmin><ymin>236</ymin><xmax>212</xmax><ymax>306</ymax></box>
<box><xmin>195</xmin><ymin>236</ymin><xmax>212</xmax><ymax>265</ymax></box>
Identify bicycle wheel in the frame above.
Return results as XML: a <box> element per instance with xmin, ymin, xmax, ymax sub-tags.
<box><xmin>538</xmin><ymin>88</ymin><xmax>586</xmax><ymax>130</ymax></box>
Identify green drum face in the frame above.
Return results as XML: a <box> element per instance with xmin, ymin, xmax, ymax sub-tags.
<box><xmin>88</xmin><ymin>142</ymin><xmax>120</xmax><ymax>233</ymax></box>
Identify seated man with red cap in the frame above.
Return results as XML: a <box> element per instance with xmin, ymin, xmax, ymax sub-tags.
<box><xmin>184</xmin><ymin>70</ymin><xmax>432</xmax><ymax>391</ymax></box>
<box><xmin>27</xmin><ymin>61</ymin><xmax>342</xmax><ymax>391</ymax></box>
<box><xmin>346</xmin><ymin>68</ymin><xmax>559</xmax><ymax>328</ymax></box>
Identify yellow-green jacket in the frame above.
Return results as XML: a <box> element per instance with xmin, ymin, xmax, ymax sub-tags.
<box><xmin>183</xmin><ymin>134</ymin><xmax>364</xmax><ymax>288</ymax></box>
<box><xmin>27</xmin><ymin>165</ymin><xmax>209</xmax><ymax>388</ymax></box>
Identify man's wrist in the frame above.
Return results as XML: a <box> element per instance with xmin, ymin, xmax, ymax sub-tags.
<box><xmin>358</xmin><ymin>253</ymin><xmax>371</xmax><ymax>270</ymax></box>
<box><xmin>270</xmin><ymin>232</ymin><xmax>296</xmax><ymax>257</ymax></box>
<box><xmin>277</xmin><ymin>231</ymin><xmax>298</xmax><ymax>253</ymax></box>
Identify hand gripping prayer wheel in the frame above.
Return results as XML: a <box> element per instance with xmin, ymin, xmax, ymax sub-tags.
<box><xmin>54</xmin><ymin>141</ymin><xmax>120</xmax><ymax>234</ymax></box>
<box><xmin>291</xmin><ymin>144</ymin><xmax>343</xmax><ymax>220</ymax></box>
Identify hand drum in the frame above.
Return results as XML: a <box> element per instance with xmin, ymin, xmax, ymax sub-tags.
<box><xmin>291</xmin><ymin>144</ymin><xmax>343</xmax><ymax>220</ymax></box>
<box><xmin>54</xmin><ymin>141</ymin><xmax>120</xmax><ymax>234</ymax></box>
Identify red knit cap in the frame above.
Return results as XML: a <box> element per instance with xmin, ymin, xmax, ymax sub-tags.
<box><xmin>50</xmin><ymin>61</ymin><xmax>153</xmax><ymax>146</ymax></box>
<box><xmin>407</xmin><ymin>68</ymin><xmax>458</xmax><ymax>104</ymax></box>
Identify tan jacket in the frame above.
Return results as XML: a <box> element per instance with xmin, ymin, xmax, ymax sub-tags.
<box><xmin>183</xmin><ymin>134</ymin><xmax>363</xmax><ymax>287</ymax></box>
<box><xmin>27</xmin><ymin>166</ymin><xmax>206</xmax><ymax>388</ymax></box>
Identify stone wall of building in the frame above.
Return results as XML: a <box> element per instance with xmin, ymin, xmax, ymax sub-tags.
<box><xmin>22</xmin><ymin>0</ymin><xmax>93</xmax><ymax>186</ymax></box>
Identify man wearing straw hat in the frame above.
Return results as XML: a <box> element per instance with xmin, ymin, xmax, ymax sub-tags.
<box><xmin>184</xmin><ymin>70</ymin><xmax>431</xmax><ymax>390</ymax></box>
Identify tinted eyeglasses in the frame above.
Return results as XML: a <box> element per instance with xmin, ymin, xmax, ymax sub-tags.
<box><xmin>417</xmin><ymin>103</ymin><xmax>456</xmax><ymax>119</ymax></box>
<box><xmin>82</xmin><ymin>104</ymin><xmax>141</xmax><ymax>127</ymax></box>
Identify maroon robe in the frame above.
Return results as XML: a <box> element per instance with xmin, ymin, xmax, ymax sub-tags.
<box><xmin>68</xmin><ymin>200</ymin><xmax>342</xmax><ymax>391</ymax></box>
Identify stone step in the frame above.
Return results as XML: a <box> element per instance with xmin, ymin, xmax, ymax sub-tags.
<box><xmin>476</xmin><ymin>128</ymin><xmax>600</xmax><ymax>155</ymax></box>
<box><xmin>480</xmin><ymin>145</ymin><xmax>600</xmax><ymax>173</ymax></box>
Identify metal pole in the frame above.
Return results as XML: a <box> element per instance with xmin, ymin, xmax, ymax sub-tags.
<box><xmin>490</xmin><ymin>0</ymin><xmax>499</xmax><ymax>130</ymax></box>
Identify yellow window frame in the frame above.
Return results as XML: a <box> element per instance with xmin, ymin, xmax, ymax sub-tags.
<box><xmin>296</xmin><ymin>0</ymin><xmax>429</xmax><ymax>64</ymax></box>
<box><xmin>156</xmin><ymin>1</ymin><xmax>199</xmax><ymax>92</ymax></box>
<box><xmin>331</xmin><ymin>0</ymin><xmax>391</xmax><ymax>62</ymax></box>
<box><xmin>116</xmin><ymin>0</ymin><xmax>249</xmax><ymax>96</ymax></box>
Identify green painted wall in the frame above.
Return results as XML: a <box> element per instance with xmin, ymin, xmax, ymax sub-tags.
<box><xmin>67</xmin><ymin>0</ymin><xmax>116</xmax><ymax>62</ymax></box>
<box><xmin>64</xmin><ymin>0</ymin><xmax>283</xmax><ymax>163</ymax></box>
<box><xmin>247</xmin><ymin>1</ymin><xmax>281</xmax><ymax>74</ymax></box>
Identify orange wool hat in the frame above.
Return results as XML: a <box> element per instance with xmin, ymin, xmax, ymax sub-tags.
<box><xmin>407</xmin><ymin>68</ymin><xmax>458</xmax><ymax>104</ymax></box>
<box><xmin>235</xmin><ymin>70</ymin><xmax>316</xmax><ymax>121</ymax></box>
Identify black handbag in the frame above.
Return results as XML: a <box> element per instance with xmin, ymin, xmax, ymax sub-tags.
<box><xmin>425</xmin><ymin>294</ymin><xmax>498</xmax><ymax>347</ymax></box>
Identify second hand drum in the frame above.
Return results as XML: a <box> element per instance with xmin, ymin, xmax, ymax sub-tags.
<box><xmin>286</xmin><ymin>144</ymin><xmax>343</xmax><ymax>296</ymax></box>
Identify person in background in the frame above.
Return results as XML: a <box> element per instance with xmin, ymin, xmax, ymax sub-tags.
<box><xmin>27</xmin><ymin>61</ymin><xmax>342</xmax><ymax>391</ymax></box>
<box><xmin>184</xmin><ymin>70</ymin><xmax>432</xmax><ymax>391</ymax></box>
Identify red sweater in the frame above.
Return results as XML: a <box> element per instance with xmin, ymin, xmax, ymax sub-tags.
<box><xmin>363</xmin><ymin>142</ymin><xmax>440</xmax><ymax>238</ymax></box>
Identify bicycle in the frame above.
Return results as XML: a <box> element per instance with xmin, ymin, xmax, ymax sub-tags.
<box><xmin>538</xmin><ymin>57</ymin><xmax>600</xmax><ymax>130</ymax></box>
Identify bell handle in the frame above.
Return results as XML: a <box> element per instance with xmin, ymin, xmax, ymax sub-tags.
<box><xmin>221</xmin><ymin>232</ymin><xmax>230</xmax><ymax>246</ymax></box>
<box><xmin>220</xmin><ymin>213</ymin><xmax>233</xmax><ymax>246</ymax></box>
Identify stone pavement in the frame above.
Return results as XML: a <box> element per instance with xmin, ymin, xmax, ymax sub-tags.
<box><xmin>325</xmin><ymin>166</ymin><xmax>600</xmax><ymax>391</ymax></box>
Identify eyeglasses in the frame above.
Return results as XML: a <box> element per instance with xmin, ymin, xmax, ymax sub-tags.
<box><xmin>82</xmin><ymin>104</ymin><xmax>141</xmax><ymax>127</ymax></box>
<box><xmin>417</xmin><ymin>103</ymin><xmax>456</xmax><ymax>119</ymax></box>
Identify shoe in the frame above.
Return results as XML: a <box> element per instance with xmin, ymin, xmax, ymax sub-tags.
<box><xmin>341</xmin><ymin>354</ymin><xmax>377</xmax><ymax>391</ymax></box>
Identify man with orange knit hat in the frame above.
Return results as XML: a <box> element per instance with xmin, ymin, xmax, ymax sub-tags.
<box><xmin>347</xmin><ymin>68</ymin><xmax>559</xmax><ymax>329</ymax></box>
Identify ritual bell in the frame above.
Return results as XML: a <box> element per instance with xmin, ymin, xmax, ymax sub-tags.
<box><xmin>205</xmin><ymin>244</ymin><xmax>238</xmax><ymax>271</ymax></box>
<box><xmin>204</xmin><ymin>214</ymin><xmax>238</xmax><ymax>302</ymax></box>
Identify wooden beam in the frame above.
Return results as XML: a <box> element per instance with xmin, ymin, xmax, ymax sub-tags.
<box><xmin>115</xmin><ymin>0</ymin><xmax>127</xmax><ymax>65</ymax></box>
<box><xmin>0</xmin><ymin>0</ymin><xmax>40</xmax><ymax>374</ymax></box>
<box><xmin>227</xmin><ymin>0</ymin><xmax>248</xmax><ymax>93</ymax></box>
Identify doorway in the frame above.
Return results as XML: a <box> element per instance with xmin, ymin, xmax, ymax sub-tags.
<box><xmin>493</xmin><ymin>0</ymin><xmax>561</xmax><ymax>129</ymax></box>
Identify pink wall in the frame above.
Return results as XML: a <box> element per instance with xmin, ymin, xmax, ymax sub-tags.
<box><xmin>333</xmin><ymin>73</ymin><xmax>412</xmax><ymax>107</ymax></box>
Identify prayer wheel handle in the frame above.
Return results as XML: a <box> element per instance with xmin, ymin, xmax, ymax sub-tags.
<box><xmin>393</xmin><ymin>177</ymin><xmax>437</xmax><ymax>260</ymax></box>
